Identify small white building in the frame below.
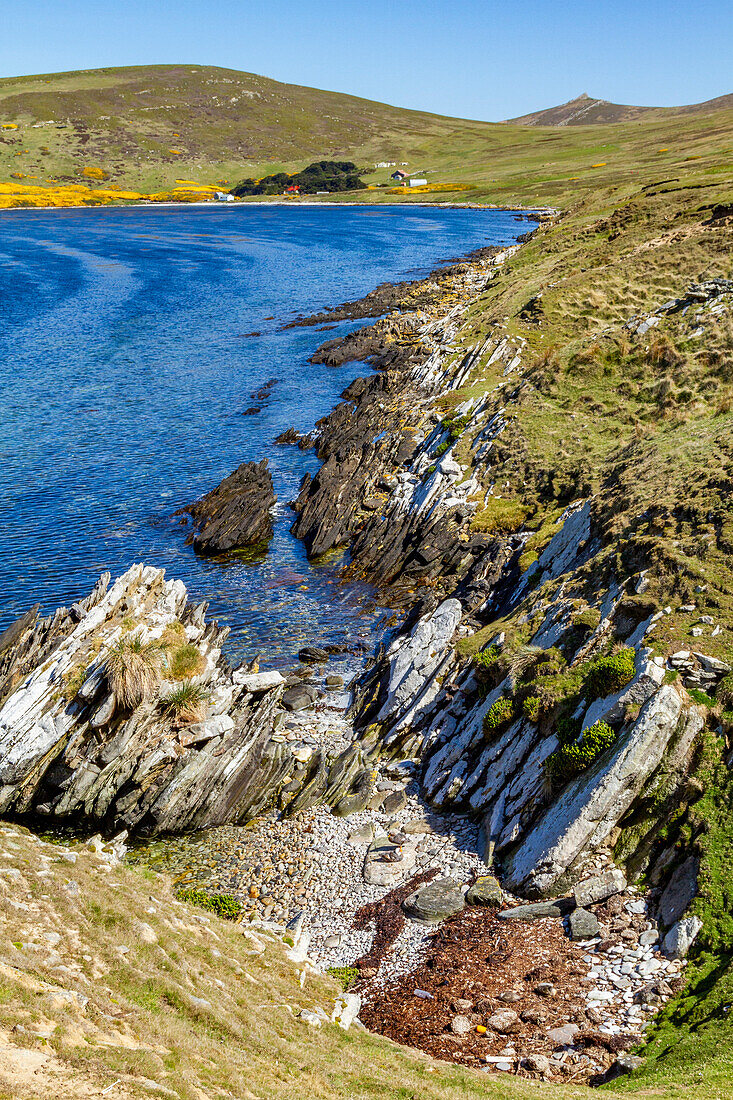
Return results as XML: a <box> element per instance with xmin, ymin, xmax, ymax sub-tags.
<box><xmin>409</xmin><ymin>178</ymin><xmax>428</xmax><ymax>187</ymax></box>
<box><xmin>215</xmin><ymin>191</ymin><xmax>235</xmax><ymax>202</ymax></box>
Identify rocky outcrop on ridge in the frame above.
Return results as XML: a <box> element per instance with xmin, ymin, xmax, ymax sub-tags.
<box><xmin>182</xmin><ymin>458</ymin><xmax>275</xmax><ymax>554</ymax></box>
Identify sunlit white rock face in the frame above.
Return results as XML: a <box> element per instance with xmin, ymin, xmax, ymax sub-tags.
<box><xmin>0</xmin><ymin>565</ymin><xmax>287</xmax><ymax>834</ymax></box>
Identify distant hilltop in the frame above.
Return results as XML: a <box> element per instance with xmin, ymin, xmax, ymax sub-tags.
<box><xmin>508</xmin><ymin>90</ymin><xmax>733</xmax><ymax>126</ymax></box>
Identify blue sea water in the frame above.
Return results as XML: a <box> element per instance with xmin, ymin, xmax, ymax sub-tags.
<box><xmin>0</xmin><ymin>203</ymin><xmax>525</xmax><ymax>664</ymax></box>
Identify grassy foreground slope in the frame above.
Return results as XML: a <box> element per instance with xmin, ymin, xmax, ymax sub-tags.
<box><xmin>0</xmin><ymin>821</ymin><xmax>727</xmax><ymax>1100</ymax></box>
<box><xmin>0</xmin><ymin>64</ymin><xmax>731</xmax><ymax>209</ymax></box>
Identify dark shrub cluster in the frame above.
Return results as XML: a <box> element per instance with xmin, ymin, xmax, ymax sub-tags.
<box><xmin>232</xmin><ymin>161</ymin><xmax>364</xmax><ymax>196</ymax></box>
<box><xmin>545</xmin><ymin>719</ymin><xmax>617</xmax><ymax>786</ymax></box>
<box><xmin>583</xmin><ymin>648</ymin><xmax>636</xmax><ymax>700</ymax></box>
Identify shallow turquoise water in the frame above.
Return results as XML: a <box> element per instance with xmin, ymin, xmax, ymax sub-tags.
<box><xmin>0</xmin><ymin>203</ymin><xmax>525</xmax><ymax>663</ymax></box>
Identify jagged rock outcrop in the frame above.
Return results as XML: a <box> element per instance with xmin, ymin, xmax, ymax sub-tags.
<box><xmin>182</xmin><ymin>459</ymin><xmax>275</xmax><ymax>554</ymax></box>
<box><xmin>0</xmin><ymin>566</ymin><xmax>368</xmax><ymax>835</ymax></box>
<box><xmin>503</xmin><ymin>689</ymin><xmax>703</xmax><ymax>896</ymax></box>
<box><xmin>290</xmin><ymin>248</ymin><xmax>517</xmax><ymax>588</ymax></box>
<box><xmin>351</xmin><ymin>502</ymin><xmax>709</xmax><ymax>897</ymax></box>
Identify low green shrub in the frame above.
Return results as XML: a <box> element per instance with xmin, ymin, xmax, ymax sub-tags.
<box><xmin>176</xmin><ymin>888</ymin><xmax>242</xmax><ymax>920</ymax></box>
<box><xmin>435</xmin><ymin>441</ymin><xmax>449</xmax><ymax>457</ymax></box>
<box><xmin>522</xmin><ymin>695</ymin><xmax>541</xmax><ymax>722</ymax></box>
<box><xmin>441</xmin><ymin>414</ymin><xmax>472</xmax><ymax>441</ymax></box>
<box><xmin>556</xmin><ymin>713</ymin><xmax>583</xmax><ymax>744</ymax></box>
<box><xmin>545</xmin><ymin>719</ymin><xmax>617</xmax><ymax>785</ymax></box>
<box><xmin>472</xmin><ymin>644</ymin><xmax>501</xmax><ymax>682</ymax></box>
<box><xmin>583</xmin><ymin>648</ymin><xmax>635</xmax><ymax>700</ymax></box>
<box><xmin>327</xmin><ymin>965</ymin><xmax>360</xmax><ymax>990</ymax></box>
<box><xmin>483</xmin><ymin>696</ymin><xmax>515</xmax><ymax>735</ymax></box>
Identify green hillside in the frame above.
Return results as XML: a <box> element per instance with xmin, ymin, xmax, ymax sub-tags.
<box><xmin>0</xmin><ymin>64</ymin><xmax>731</xmax><ymax>207</ymax></box>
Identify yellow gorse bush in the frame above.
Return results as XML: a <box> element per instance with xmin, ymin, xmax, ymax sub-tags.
<box><xmin>0</xmin><ymin>180</ymin><xmax>222</xmax><ymax>209</ymax></box>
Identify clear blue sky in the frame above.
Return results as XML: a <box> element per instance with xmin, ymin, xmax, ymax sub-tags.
<box><xmin>3</xmin><ymin>0</ymin><xmax>731</xmax><ymax>121</ymax></box>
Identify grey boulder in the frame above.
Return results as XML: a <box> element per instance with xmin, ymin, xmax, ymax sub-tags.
<box><xmin>662</xmin><ymin>914</ymin><xmax>703</xmax><ymax>959</ymax></box>
<box><xmin>573</xmin><ymin>869</ymin><xmax>627</xmax><ymax>908</ymax></box>
<box><xmin>403</xmin><ymin>877</ymin><xmax>465</xmax><ymax>924</ymax></box>
<box><xmin>568</xmin><ymin>908</ymin><xmax>600</xmax><ymax>941</ymax></box>
<box><xmin>465</xmin><ymin>875</ymin><xmax>502</xmax><ymax>907</ymax></box>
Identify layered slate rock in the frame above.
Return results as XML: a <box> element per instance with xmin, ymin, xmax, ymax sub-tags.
<box><xmin>183</xmin><ymin>459</ymin><xmax>275</xmax><ymax>555</ymax></box>
<box><xmin>504</xmin><ymin>687</ymin><xmax>704</xmax><ymax>897</ymax></box>
<box><xmin>0</xmin><ymin>566</ymin><xmax>300</xmax><ymax>835</ymax></box>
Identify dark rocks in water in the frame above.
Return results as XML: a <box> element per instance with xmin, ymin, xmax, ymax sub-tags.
<box><xmin>240</xmin><ymin>406</ymin><xmax>261</xmax><ymax>416</ymax></box>
<box><xmin>183</xmin><ymin>459</ymin><xmax>275</xmax><ymax>555</ymax></box>
<box><xmin>274</xmin><ymin>427</ymin><xmax>303</xmax><ymax>445</ymax></box>
<box><xmin>311</xmin><ymin>319</ymin><xmax>418</xmax><ymax>367</ymax></box>
<box><xmin>298</xmin><ymin>646</ymin><xmax>330</xmax><ymax>663</ymax></box>
<box><xmin>251</xmin><ymin>378</ymin><xmax>278</xmax><ymax>400</ymax></box>
<box><xmin>286</xmin><ymin>247</ymin><xmax>503</xmax><ymax>332</ymax></box>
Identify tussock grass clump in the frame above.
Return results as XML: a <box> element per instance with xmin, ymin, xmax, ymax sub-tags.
<box><xmin>160</xmin><ymin>682</ymin><xmax>210</xmax><ymax>725</ymax></box>
<box><xmin>471</xmin><ymin>497</ymin><xmax>528</xmax><ymax>534</ymax></box>
<box><xmin>167</xmin><ymin>642</ymin><xmax>205</xmax><ymax>680</ymax></box>
<box><xmin>160</xmin><ymin>619</ymin><xmax>187</xmax><ymax>647</ymax></box>
<box><xmin>507</xmin><ymin>644</ymin><xmax>545</xmax><ymax>688</ymax></box>
<box><xmin>106</xmin><ymin>635</ymin><xmax>162</xmax><ymax>709</ymax></box>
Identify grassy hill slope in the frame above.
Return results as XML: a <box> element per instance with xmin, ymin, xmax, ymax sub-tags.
<box><xmin>0</xmin><ymin>64</ymin><xmax>731</xmax><ymax>208</ymax></box>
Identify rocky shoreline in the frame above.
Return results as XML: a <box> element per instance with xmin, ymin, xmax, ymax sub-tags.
<box><xmin>1</xmin><ymin>211</ymin><xmax>730</xmax><ymax>1087</ymax></box>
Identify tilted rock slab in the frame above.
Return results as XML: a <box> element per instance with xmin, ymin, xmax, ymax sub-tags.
<box><xmin>504</xmin><ymin>686</ymin><xmax>704</xmax><ymax>897</ymax></box>
<box><xmin>0</xmin><ymin>565</ymin><xmax>292</xmax><ymax>834</ymax></box>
